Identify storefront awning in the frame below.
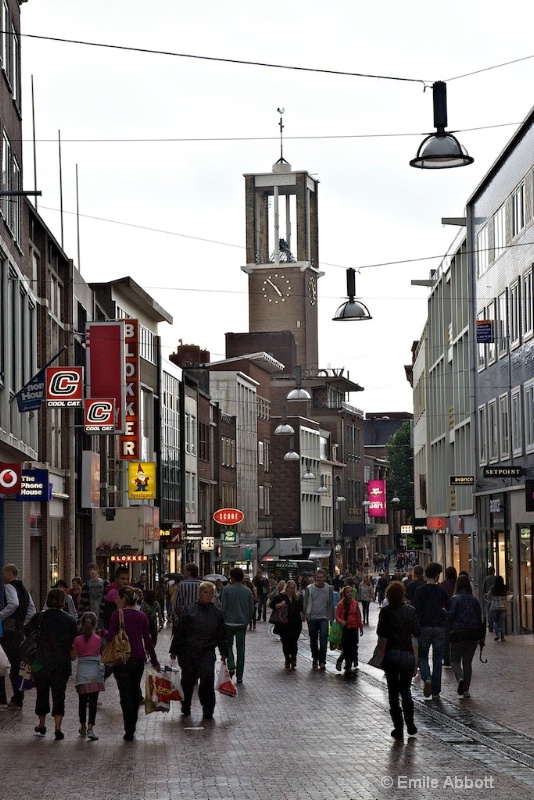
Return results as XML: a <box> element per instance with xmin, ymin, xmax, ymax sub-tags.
<box><xmin>308</xmin><ymin>549</ymin><xmax>332</xmax><ymax>559</ymax></box>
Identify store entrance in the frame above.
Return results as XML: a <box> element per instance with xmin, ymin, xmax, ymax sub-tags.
<box><xmin>518</xmin><ymin>525</ymin><xmax>533</xmax><ymax>633</ymax></box>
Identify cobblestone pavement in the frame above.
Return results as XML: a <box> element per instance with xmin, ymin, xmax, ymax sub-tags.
<box><xmin>1</xmin><ymin>603</ymin><xmax>533</xmax><ymax>800</ymax></box>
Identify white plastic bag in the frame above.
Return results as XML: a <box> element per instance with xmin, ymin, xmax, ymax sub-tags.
<box><xmin>0</xmin><ymin>644</ymin><xmax>10</xmax><ymax>677</ymax></box>
<box><xmin>216</xmin><ymin>662</ymin><xmax>237</xmax><ymax>697</ymax></box>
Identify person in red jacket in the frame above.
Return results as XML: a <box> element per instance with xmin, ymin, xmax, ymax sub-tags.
<box><xmin>335</xmin><ymin>585</ymin><xmax>363</xmax><ymax>675</ymax></box>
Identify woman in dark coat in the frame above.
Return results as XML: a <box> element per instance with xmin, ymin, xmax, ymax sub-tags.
<box><xmin>376</xmin><ymin>580</ymin><xmax>420</xmax><ymax>740</ymax></box>
<box><xmin>446</xmin><ymin>574</ymin><xmax>482</xmax><ymax>698</ymax></box>
<box><xmin>24</xmin><ymin>587</ymin><xmax>78</xmax><ymax>739</ymax></box>
<box><xmin>269</xmin><ymin>579</ymin><xmax>303</xmax><ymax>670</ymax></box>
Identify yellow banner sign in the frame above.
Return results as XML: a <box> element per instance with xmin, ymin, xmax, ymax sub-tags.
<box><xmin>128</xmin><ymin>462</ymin><xmax>156</xmax><ymax>500</ymax></box>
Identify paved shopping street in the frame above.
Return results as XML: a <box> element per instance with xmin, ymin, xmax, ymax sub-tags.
<box><xmin>1</xmin><ymin>604</ymin><xmax>533</xmax><ymax>800</ymax></box>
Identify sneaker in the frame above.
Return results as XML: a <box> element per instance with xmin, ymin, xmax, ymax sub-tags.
<box><xmin>312</xmin><ymin>660</ymin><xmax>318</xmax><ymax>669</ymax></box>
<box><xmin>87</xmin><ymin>729</ymin><xmax>99</xmax><ymax>741</ymax></box>
<box><xmin>463</xmin><ymin>691</ymin><xmax>471</xmax><ymax>698</ymax></box>
<box><xmin>457</xmin><ymin>679</ymin><xmax>465</xmax><ymax>696</ymax></box>
<box><xmin>236</xmin><ymin>678</ymin><xmax>243</xmax><ymax>684</ymax></box>
<box><xmin>423</xmin><ymin>679</ymin><xmax>432</xmax><ymax>698</ymax></box>
<box><xmin>79</xmin><ymin>727</ymin><xmax>87</xmax><ymax>738</ymax></box>
<box><xmin>432</xmin><ymin>694</ymin><xmax>440</xmax><ymax>700</ymax></box>
<box><xmin>319</xmin><ymin>663</ymin><xmax>326</xmax><ymax>670</ymax></box>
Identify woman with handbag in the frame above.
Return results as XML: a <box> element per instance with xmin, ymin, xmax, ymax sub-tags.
<box><xmin>103</xmin><ymin>585</ymin><xmax>160</xmax><ymax>740</ymax></box>
<box><xmin>376</xmin><ymin>581</ymin><xmax>420</xmax><ymax>740</ymax></box>
<box><xmin>334</xmin><ymin>585</ymin><xmax>363</xmax><ymax>675</ymax></box>
<box><xmin>446</xmin><ymin>575</ymin><xmax>483</xmax><ymax>698</ymax></box>
<box><xmin>24</xmin><ymin>587</ymin><xmax>78</xmax><ymax>740</ymax></box>
<box><xmin>487</xmin><ymin>575</ymin><xmax>509</xmax><ymax>642</ymax></box>
<box><xmin>269</xmin><ymin>580</ymin><xmax>303</xmax><ymax>670</ymax></box>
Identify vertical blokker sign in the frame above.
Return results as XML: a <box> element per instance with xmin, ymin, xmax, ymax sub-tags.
<box><xmin>119</xmin><ymin>320</ymin><xmax>140</xmax><ymax>460</ymax></box>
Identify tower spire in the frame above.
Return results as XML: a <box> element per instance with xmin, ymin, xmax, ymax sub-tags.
<box><xmin>273</xmin><ymin>108</ymin><xmax>291</xmax><ymax>172</ymax></box>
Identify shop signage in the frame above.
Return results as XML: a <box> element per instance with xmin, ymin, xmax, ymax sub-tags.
<box><xmin>476</xmin><ymin>320</ymin><xmax>494</xmax><ymax>343</ymax></box>
<box><xmin>128</xmin><ymin>462</ymin><xmax>156</xmax><ymax>500</ymax></box>
<box><xmin>86</xmin><ymin>321</ymin><xmax>127</xmax><ymax>432</ymax></box>
<box><xmin>450</xmin><ymin>476</ymin><xmax>474</xmax><ymax>485</ymax></box>
<box><xmin>213</xmin><ymin>508</ymin><xmax>244</xmax><ymax>525</ymax></box>
<box><xmin>427</xmin><ymin>516</ymin><xmax>448</xmax><ymax>530</ymax></box>
<box><xmin>110</xmin><ymin>555</ymin><xmax>148</xmax><ymax>562</ymax></box>
<box><xmin>483</xmin><ymin>466</ymin><xmax>523</xmax><ymax>477</ymax></box>
<box><xmin>367</xmin><ymin>480</ymin><xmax>386</xmax><ymax>517</ymax></box>
<box><xmin>221</xmin><ymin>529</ymin><xmax>238</xmax><ymax>543</ymax></box>
<box><xmin>0</xmin><ymin>463</ymin><xmax>22</xmax><ymax>494</ymax></box>
<box><xmin>46</xmin><ymin>367</ymin><xmax>84</xmax><ymax>407</ymax></box>
<box><xmin>15</xmin><ymin>469</ymin><xmax>50</xmax><ymax>501</ymax></box>
<box><xmin>84</xmin><ymin>399</ymin><xmax>116</xmax><ymax>433</ymax></box>
<box><xmin>185</xmin><ymin>523</ymin><xmax>203</xmax><ymax>541</ymax></box>
<box><xmin>119</xmin><ymin>320</ymin><xmax>140</xmax><ymax>460</ymax></box>
<box><xmin>201</xmin><ymin>537</ymin><xmax>215</xmax><ymax>551</ymax></box>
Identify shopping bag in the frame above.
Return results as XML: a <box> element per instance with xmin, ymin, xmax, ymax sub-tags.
<box><xmin>163</xmin><ymin>664</ymin><xmax>184</xmax><ymax>702</ymax></box>
<box><xmin>368</xmin><ymin>637</ymin><xmax>387</xmax><ymax>670</ymax></box>
<box><xmin>216</xmin><ymin>663</ymin><xmax>237</xmax><ymax>697</ymax></box>
<box><xmin>328</xmin><ymin>620</ymin><xmax>343</xmax><ymax>650</ymax></box>
<box><xmin>0</xmin><ymin>643</ymin><xmax>10</xmax><ymax>677</ymax></box>
<box><xmin>16</xmin><ymin>660</ymin><xmax>35</xmax><ymax>692</ymax></box>
<box><xmin>144</xmin><ymin>666</ymin><xmax>172</xmax><ymax>714</ymax></box>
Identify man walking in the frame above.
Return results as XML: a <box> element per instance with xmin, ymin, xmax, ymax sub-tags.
<box><xmin>253</xmin><ymin>570</ymin><xmax>269</xmax><ymax>622</ymax></box>
<box><xmin>221</xmin><ymin>567</ymin><xmax>254</xmax><ymax>684</ymax></box>
<box><xmin>173</xmin><ymin>563</ymin><xmax>202</xmax><ymax>626</ymax></box>
<box><xmin>405</xmin><ymin>565</ymin><xmax>425</xmax><ymax>605</ymax></box>
<box><xmin>0</xmin><ymin>564</ymin><xmax>36</xmax><ymax>709</ymax></box>
<box><xmin>414</xmin><ymin>562</ymin><xmax>451</xmax><ymax>700</ymax></box>
<box><xmin>304</xmin><ymin>569</ymin><xmax>334</xmax><ymax>670</ymax></box>
<box><xmin>482</xmin><ymin>566</ymin><xmax>496</xmax><ymax>632</ymax></box>
<box><xmin>78</xmin><ymin>562</ymin><xmax>109</xmax><ymax>625</ymax></box>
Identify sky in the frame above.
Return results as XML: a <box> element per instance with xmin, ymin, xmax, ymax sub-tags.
<box><xmin>18</xmin><ymin>0</ymin><xmax>534</xmax><ymax>412</ymax></box>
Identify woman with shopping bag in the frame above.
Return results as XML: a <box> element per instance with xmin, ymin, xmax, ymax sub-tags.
<box><xmin>169</xmin><ymin>581</ymin><xmax>228</xmax><ymax>720</ymax></box>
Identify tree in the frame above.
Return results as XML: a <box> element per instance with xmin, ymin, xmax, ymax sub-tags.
<box><xmin>385</xmin><ymin>421</ymin><xmax>414</xmax><ymax>523</ymax></box>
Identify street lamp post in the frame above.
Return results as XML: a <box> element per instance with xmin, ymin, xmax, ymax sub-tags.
<box><xmin>335</xmin><ymin>496</ymin><xmax>346</xmax><ymax>573</ymax></box>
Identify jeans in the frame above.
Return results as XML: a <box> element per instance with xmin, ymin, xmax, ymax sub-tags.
<box><xmin>225</xmin><ymin>624</ymin><xmax>248</xmax><ymax>680</ymax></box>
<box><xmin>113</xmin><ymin>658</ymin><xmax>145</xmax><ymax>736</ymax></box>
<box><xmin>450</xmin><ymin>640</ymin><xmax>478</xmax><ymax>691</ymax></box>
<box><xmin>418</xmin><ymin>626</ymin><xmax>446</xmax><ymax>695</ymax></box>
<box><xmin>361</xmin><ymin>601</ymin><xmax>371</xmax><ymax>624</ymax></box>
<box><xmin>257</xmin><ymin>593</ymin><xmax>268</xmax><ymax>621</ymax></box>
<box><xmin>383</xmin><ymin>649</ymin><xmax>416</xmax><ymax>725</ymax></box>
<box><xmin>307</xmin><ymin>618</ymin><xmax>329</xmax><ymax>664</ymax></box>
<box><xmin>493</xmin><ymin>610</ymin><xmax>507</xmax><ymax>639</ymax></box>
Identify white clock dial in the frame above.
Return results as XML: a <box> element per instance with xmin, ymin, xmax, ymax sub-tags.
<box><xmin>261</xmin><ymin>273</ymin><xmax>292</xmax><ymax>303</ymax></box>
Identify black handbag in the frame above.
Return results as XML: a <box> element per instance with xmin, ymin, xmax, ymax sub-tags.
<box><xmin>269</xmin><ymin>606</ymin><xmax>288</xmax><ymax>625</ymax></box>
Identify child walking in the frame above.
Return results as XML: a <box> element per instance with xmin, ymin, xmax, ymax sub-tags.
<box><xmin>71</xmin><ymin>612</ymin><xmax>105</xmax><ymax>740</ymax></box>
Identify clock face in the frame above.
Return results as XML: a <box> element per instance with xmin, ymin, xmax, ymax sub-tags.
<box><xmin>308</xmin><ymin>276</ymin><xmax>317</xmax><ymax>306</ymax></box>
<box><xmin>261</xmin><ymin>273</ymin><xmax>292</xmax><ymax>303</ymax></box>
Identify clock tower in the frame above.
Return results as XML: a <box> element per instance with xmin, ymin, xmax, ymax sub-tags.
<box><xmin>241</xmin><ymin>158</ymin><xmax>323</xmax><ymax>371</ymax></box>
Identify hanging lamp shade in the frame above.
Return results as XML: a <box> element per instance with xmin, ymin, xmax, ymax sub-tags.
<box><xmin>333</xmin><ymin>268</ymin><xmax>372</xmax><ymax>322</ymax></box>
<box><xmin>410</xmin><ymin>82</ymin><xmax>474</xmax><ymax>169</ymax></box>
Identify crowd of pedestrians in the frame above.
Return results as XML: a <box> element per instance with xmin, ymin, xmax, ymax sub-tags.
<box><xmin>0</xmin><ymin>555</ymin><xmax>505</xmax><ymax>745</ymax></box>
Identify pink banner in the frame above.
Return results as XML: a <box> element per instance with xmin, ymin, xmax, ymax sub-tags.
<box><xmin>367</xmin><ymin>480</ymin><xmax>386</xmax><ymax>517</ymax></box>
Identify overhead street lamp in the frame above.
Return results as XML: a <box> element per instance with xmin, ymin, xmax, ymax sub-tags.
<box><xmin>410</xmin><ymin>82</ymin><xmax>474</xmax><ymax>169</ymax></box>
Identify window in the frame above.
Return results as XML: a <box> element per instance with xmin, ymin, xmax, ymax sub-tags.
<box><xmin>509</xmin><ymin>282</ymin><xmax>520</xmax><ymax>345</ymax></box>
<box><xmin>499</xmin><ymin>394</ymin><xmax>510</xmax><ymax>461</ymax></box>
<box><xmin>493</xmin><ymin>204</ymin><xmax>506</xmax><ymax>260</ymax></box>
<box><xmin>1</xmin><ymin>132</ymin><xmax>21</xmax><ymax>242</ymax></box>
<box><xmin>199</xmin><ymin>422</ymin><xmax>209</xmax><ymax>462</ymax></box>
<box><xmin>185</xmin><ymin>413</ymin><xmax>196</xmax><ymax>455</ymax></box>
<box><xmin>258</xmin><ymin>485</ymin><xmax>264</xmax><ymax>510</ymax></box>
<box><xmin>511</xmin><ymin>387</ymin><xmax>522</xmax><ymax>456</ymax></box>
<box><xmin>258</xmin><ymin>440</ymin><xmax>264</xmax><ymax>466</ymax></box>
<box><xmin>487</xmin><ymin>300</ymin><xmax>496</xmax><ymax>364</ymax></box>
<box><xmin>523</xmin><ymin>269</ymin><xmax>533</xmax><ymax>339</ymax></box>
<box><xmin>512</xmin><ymin>183</ymin><xmax>525</xmax><ymax>237</ymax></box>
<box><xmin>478</xmin><ymin>405</ymin><xmax>487</xmax><ymax>465</ymax></box>
<box><xmin>477</xmin><ymin>310</ymin><xmax>486</xmax><ymax>370</ymax></box>
<box><xmin>498</xmin><ymin>291</ymin><xmax>508</xmax><ymax>357</ymax></box>
<box><xmin>263</xmin><ymin>440</ymin><xmax>270</xmax><ymax>473</ymax></box>
<box><xmin>488</xmin><ymin>400</ymin><xmax>498</xmax><ymax>462</ymax></box>
<box><xmin>524</xmin><ymin>381</ymin><xmax>534</xmax><ymax>453</ymax></box>
<box><xmin>477</xmin><ymin>225</ymin><xmax>489</xmax><ymax>276</ymax></box>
